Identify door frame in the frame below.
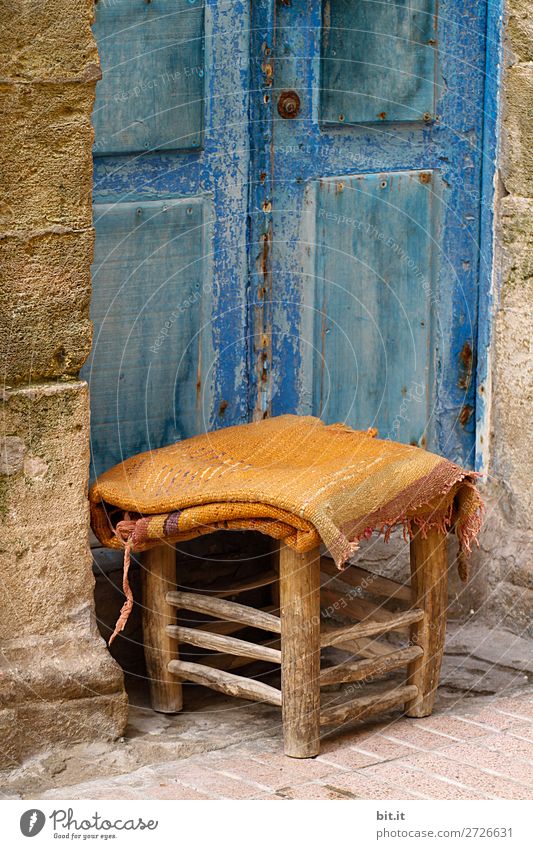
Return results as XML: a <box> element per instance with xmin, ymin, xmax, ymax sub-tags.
<box><xmin>476</xmin><ymin>0</ymin><xmax>504</xmax><ymax>474</ymax></box>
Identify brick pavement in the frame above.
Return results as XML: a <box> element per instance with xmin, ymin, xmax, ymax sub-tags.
<box><xmin>36</xmin><ymin>691</ymin><xmax>533</xmax><ymax>800</ymax></box>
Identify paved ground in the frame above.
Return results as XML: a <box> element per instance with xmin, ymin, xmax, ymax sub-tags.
<box><xmin>2</xmin><ymin>622</ymin><xmax>533</xmax><ymax>800</ymax></box>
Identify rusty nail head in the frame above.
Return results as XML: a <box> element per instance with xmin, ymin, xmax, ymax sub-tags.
<box><xmin>278</xmin><ymin>90</ymin><xmax>301</xmax><ymax>119</ymax></box>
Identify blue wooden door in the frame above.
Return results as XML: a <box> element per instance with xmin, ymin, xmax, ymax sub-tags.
<box><xmin>86</xmin><ymin>1</ymin><xmax>492</xmax><ymax>475</ymax></box>
<box><xmin>83</xmin><ymin>0</ymin><xmax>250</xmax><ymax>478</ymax></box>
<box><xmin>263</xmin><ymin>0</ymin><xmax>491</xmax><ymax>466</ymax></box>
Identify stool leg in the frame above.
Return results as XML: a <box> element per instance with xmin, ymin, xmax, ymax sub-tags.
<box><xmin>270</xmin><ymin>539</ymin><xmax>280</xmax><ymax>611</ymax></box>
<box><xmin>279</xmin><ymin>543</ymin><xmax>321</xmax><ymax>758</ymax></box>
<box><xmin>406</xmin><ymin>527</ymin><xmax>448</xmax><ymax>717</ymax></box>
<box><xmin>142</xmin><ymin>544</ymin><xmax>182</xmax><ymax>713</ymax></box>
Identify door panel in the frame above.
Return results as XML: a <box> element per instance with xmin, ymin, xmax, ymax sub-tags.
<box><xmin>92</xmin><ymin>0</ymin><xmax>205</xmax><ymax>153</ymax></box>
<box><xmin>271</xmin><ymin>0</ymin><xmax>488</xmax><ymax>466</ymax></box>
<box><xmin>84</xmin><ymin>0</ymin><xmax>250</xmax><ymax>479</ymax></box>
<box><xmin>87</xmin><ymin>198</ymin><xmax>211</xmax><ymax>473</ymax></box>
<box><xmin>312</xmin><ymin>170</ymin><xmax>440</xmax><ymax>445</ymax></box>
<box><xmin>321</xmin><ymin>0</ymin><xmax>437</xmax><ymax>125</ymax></box>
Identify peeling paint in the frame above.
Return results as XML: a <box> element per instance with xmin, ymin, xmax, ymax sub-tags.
<box><xmin>458</xmin><ymin>341</ymin><xmax>474</xmax><ymax>391</ymax></box>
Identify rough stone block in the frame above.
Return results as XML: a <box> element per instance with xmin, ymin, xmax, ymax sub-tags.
<box><xmin>0</xmin><ymin>381</ymin><xmax>127</xmax><ymax>764</ymax></box>
<box><xmin>492</xmin><ymin>200</ymin><xmax>533</xmax><ymax>521</ymax></box>
<box><xmin>506</xmin><ymin>0</ymin><xmax>533</xmax><ymax>62</ymax></box>
<box><xmin>0</xmin><ymin>229</ymin><xmax>94</xmax><ymax>385</ymax></box>
<box><xmin>0</xmin><ymin>83</ymin><xmax>95</xmax><ymax>233</ymax></box>
<box><xmin>0</xmin><ymin>0</ymin><xmax>100</xmax><ymax>82</ymax></box>
<box><xmin>468</xmin><ymin>487</ymin><xmax>533</xmax><ymax>638</ymax></box>
<box><xmin>0</xmin><ymin>694</ymin><xmax>128</xmax><ymax>770</ymax></box>
<box><xmin>0</xmin><ymin>634</ymin><xmax>125</xmax><ymax>707</ymax></box>
<box><xmin>498</xmin><ymin>196</ymin><xmax>533</xmax><ymax>290</ymax></box>
<box><xmin>1</xmin><ymin>382</ymin><xmax>94</xmax><ymax>638</ymax></box>
<box><xmin>501</xmin><ymin>63</ymin><xmax>533</xmax><ymax>197</ymax></box>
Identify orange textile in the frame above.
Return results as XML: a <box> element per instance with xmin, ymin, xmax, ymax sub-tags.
<box><xmin>89</xmin><ymin>415</ymin><xmax>483</xmax><ymax>642</ymax></box>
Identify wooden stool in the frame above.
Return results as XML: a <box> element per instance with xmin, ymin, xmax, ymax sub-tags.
<box><xmin>140</xmin><ymin>527</ymin><xmax>447</xmax><ymax>758</ymax></box>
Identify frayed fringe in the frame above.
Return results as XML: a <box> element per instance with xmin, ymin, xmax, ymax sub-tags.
<box><xmin>108</xmin><ymin>516</ymin><xmax>136</xmax><ymax>645</ymax></box>
<box><xmin>457</xmin><ymin>549</ymin><xmax>469</xmax><ymax>583</ymax></box>
<box><xmin>338</xmin><ymin>489</ymin><xmax>483</xmax><ymax>584</ymax></box>
<box><xmin>330</xmin><ymin>537</ymin><xmax>361</xmax><ymax>569</ymax></box>
<box><xmin>455</xmin><ymin>481</ymin><xmax>485</xmax><ymax>556</ymax></box>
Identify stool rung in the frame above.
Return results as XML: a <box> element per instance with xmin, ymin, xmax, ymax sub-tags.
<box><xmin>321</xmin><ymin>608</ymin><xmax>424</xmax><ymax>647</ymax></box>
<box><xmin>320</xmin><ymin>645</ymin><xmax>424</xmax><ymax>686</ymax></box>
<box><xmin>321</xmin><ymin>555</ymin><xmax>412</xmax><ymax>603</ymax></box>
<box><xmin>320</xmin><ymin>684</ymin><xmax>419</xmax><ymax>726</ymax></box>
<box><xmin>192</xmin><ymin>605</ymin><xmax>278</xmax><ymax>636</ymax></box>
<box><xmin>332</xmin><ymin>636</ymin><xmax>399</xmax><ymax>658</ymax></box>
<box><xmin>197</xmin><ymin>569</ymin><xmax>278</xmax><ymax>598</ymax></box>
<box><xmin>168</xmin><ymin>659</ymin><xmax>282</xmax><ymax>707</ymax></box>
<box><xmin>321</xmin><ymin>584</ymin><xmax>402</xmax><ymax>626</ymax></box>
<box><xmin>166</xmin><ymin>590</ymin><xmax>281</xmax><ymax>634</ymax></box>
<box><xmin>166</xmin><ymin>625</ymin><xmax>281</xmax><ymax>664</ymax></box>
<box><xmin>200</xmin><ymin>639</ymin><xmax>281</xmax><ymax>672</ymax></box>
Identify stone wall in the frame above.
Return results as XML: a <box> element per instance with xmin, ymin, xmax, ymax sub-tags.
<box><xmin>0</xmin><ymin>0</ymin><xmax>127</xmax><ymax>769</ymax></box>
<box><xmin>472</xmin><ymin>0</ymin><xmax>533</xmax><ymax>638</ymax></box>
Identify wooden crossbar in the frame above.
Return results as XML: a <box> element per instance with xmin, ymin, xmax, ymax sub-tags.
<box><xmin>321</xmin><ymin>555</ymin><xmax>412</xmax><ymax>603</ymax></box>
<box><xmin>320</xmin><ymin>684</ymin><xmax>419</xmax><ymax>726</ymax></box>
<box><xmin>166</xmin><ymin>590</ymin><xmax>281</xmax><ymax>634</ymax></box>
<box><xmin>320</xmin><ymin>645</ymin><xmax>423</xmax><ymax>686</ymax></box>
<box><xmin>321</xmin><ymin>584</ymin><xmax>398</xmax><ymax>625</ymax></box>
<box><xmin>181</xmin><ymin>605</ymin><xmax>277</xmax><ymax>636</ymax></box>
<box><xmin>168</xmin><ymin>659</ymin><xmax>282</xmax><ymax>707</ymax></box>
<box><xmin>166</xmin><ymin>625</ymin><xmax>281</xmax><ymax>664</ymax></box>
<box><xmin>200</xmin><ymin>639</ymin><xmax>281</xmax><ymax>672</ymax></box>
<box><xmin>321</xmin><ymin>608</ymin><xmax>425</xmax><ymax>647</ymax></box>
<box><xmin>208</xmin><ymin>570</ymin><xmax>278</xmax><ymax>598</ymax></box>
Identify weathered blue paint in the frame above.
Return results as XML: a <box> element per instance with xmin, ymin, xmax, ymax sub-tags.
<box><xmin>311</xmin><ymin>171</ymin><xmax>441</xmax><ymax>446</ymax></box>
<box><xmin>87</xmin><ymin>0</ymin><xmax>498</xmax><ymax>476</ymax></box>
<box><xmin>271</xmin><ymin>0</ymin><xmax>490</xmax><ymax>467</ymax></box>
<box><xmin>85</xmin><ymin>0</ymin><xmax>251</xmax><ymax>478</ymax></box>
<box><xmin>92</xmin><ymin>0</ymin><xmax>205</xmax><ymax>154</ymax></box>
<box><xmin>247</xmin><ymin>0</ymin><xmax>276</xmax><ymax>419</ymax></box>
<box><xmin>85</xmin><ymin>198</ymin><xmax>211</xmax><ymax>477</ymax></box>
<box><xmin>475</xmin><ymin>0</ymin><xmax>504</xmax><ymax>474</ymax></box>
<box><xmin>321</xmin><ymin>0</ymin><xmax>437</xmax><ymax>125</ymax></box>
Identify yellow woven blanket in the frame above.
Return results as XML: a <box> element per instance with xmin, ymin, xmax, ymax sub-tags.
<box><xmin>89</xmin><ymin>415</ymin><xmax>483</xmax><ymax>642</ymax></box>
